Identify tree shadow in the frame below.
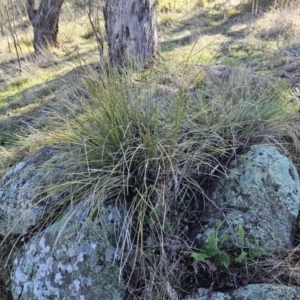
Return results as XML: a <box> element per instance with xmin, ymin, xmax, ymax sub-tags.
<box><xmin>0</xmin><ymin>60</ymin><xmax>90</xmax><ymax>151</ymax></box>
<box><xmin>159</xmin><ymin>2</ymin><xmax>266</xmax><ymax>54</ymax></box>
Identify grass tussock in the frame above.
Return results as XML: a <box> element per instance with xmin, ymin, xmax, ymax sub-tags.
<box><xmin>42</xmin><ymin>61</ymin><xmax>300</xmax><ymax>298</ymax></box>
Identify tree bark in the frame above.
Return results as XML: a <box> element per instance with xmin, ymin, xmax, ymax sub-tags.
<box><xmin>26</xmin><ymin>0</ymin><xmax>64</xmax><ymax>53</ymax></box>
<box><xmin>103</xmin><ymin>0</ymin><xmax>157</xmax><ymax>70</ymax></box>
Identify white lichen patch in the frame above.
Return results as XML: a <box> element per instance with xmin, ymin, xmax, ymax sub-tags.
<box><xmin>54</xmin><ymin>273</ymin><xmax>63</xmax><ymax>285</ymax></box>
<box><xmin>10</xmin><ymin>213</ymin><xmax>125</xmax><ymax>300</ymax></box>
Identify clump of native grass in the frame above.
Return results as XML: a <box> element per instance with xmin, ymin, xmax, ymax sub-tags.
<box><xmin>45</xmin><ymin>61</ymin><xmax>300</xmax><ymax>299</ymax></box>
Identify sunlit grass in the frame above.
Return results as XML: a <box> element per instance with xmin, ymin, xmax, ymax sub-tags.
<box><xmin>0</xmin><ymin>1</ymin><xmax>300</xmax><ymax>298</ymax></box>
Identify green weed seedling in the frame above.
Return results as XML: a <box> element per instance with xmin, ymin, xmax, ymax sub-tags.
<box><xmin>192</xmin><ymin>220</ymin><xmax>231</xmax><ymax>269</ymax></box>
<box><xmin>192</xmin><ymin>224</ymin><xmax>264</xmax><ymax>268</ymax></box>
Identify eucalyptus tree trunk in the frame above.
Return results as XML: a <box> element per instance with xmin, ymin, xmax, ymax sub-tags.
<box><xmin>103</xmin><ymin>0</ymin><xmax>157</xmax><ymax>70</ymax></box>
<box><xmin>26</xmin><ymin>0</ymin><xmax>64</xmax><ymax>54</ymax></box>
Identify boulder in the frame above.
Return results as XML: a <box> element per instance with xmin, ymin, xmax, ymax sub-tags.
<box><xmin>10</xmin><ymin>210</ymin><xmax>125</xmax><ymax>300</ymax></box>
<box><xmin>283</xmin><ymin>45</ymin><xmax>300</xmax><ymax>57</ymax></box>
<box><xmin>194</xmin><ymin>145</ymin><xmax>300</xmax><ymax>254</ymax></box>
<box><xmin>0</xmin><ymin>147</ymin><xmax>71</xmax><ymax>235</ymax></box>
<box><xmin>185</xmin><ymin>284</ymin><xmax>300</xmax><ymax>300</ymax></box>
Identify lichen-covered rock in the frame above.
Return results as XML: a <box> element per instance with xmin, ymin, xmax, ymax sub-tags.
<box><xmin>185</xmin><ymin>284</ymin><xmax>300</xmax><ymax>300</ymax></box>
<box><xmin>0</xmin><ymin>147</ymin><xmax>71</xmax><ymax>235</ymax></box>
<box><xmin>195</xmin><ymin>145</ymin><xmax>300</xmax><ymax>253</ymax></box>
<box><xmin>10</xmin><ymin>212</ymin><xmax>125</xmax><ymax>300</ymax></box>
<box><xmin>185</xmin><ymin>287</ymin><xmax>230</xmax><ymax>300</ymax></box>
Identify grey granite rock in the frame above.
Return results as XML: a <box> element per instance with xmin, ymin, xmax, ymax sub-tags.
<box><xmin>10</xmin><ymin>212</ymin><xmax>125</xmax><ymax>300</ymax></box>
<box><xmin>0</xmin><ymin>147</ymin><xmax>71</xmax><ymax>235</ymax></box>
<box><xmin>185</xmin><ymin>284</ymin><xmax>300</xmax><ymax>300</ymax></box>
<box><xmin>194</xmin><ymin>145</ymin><xmax>300</xmax><ymax>254</ymax></box>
